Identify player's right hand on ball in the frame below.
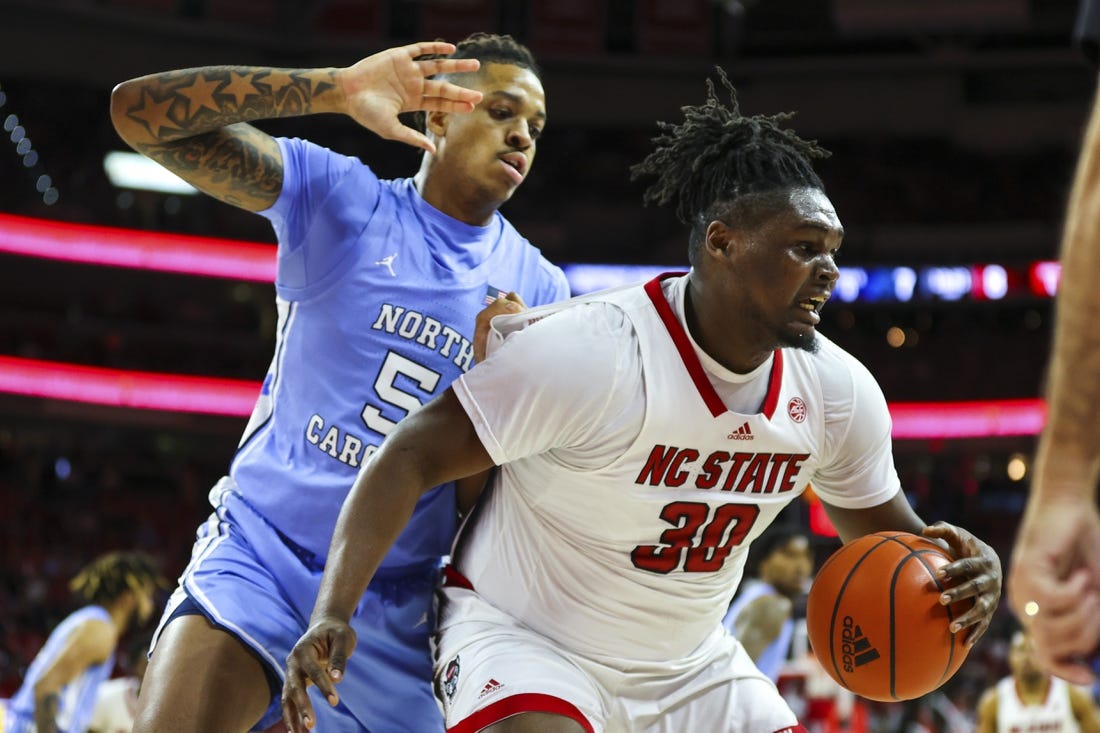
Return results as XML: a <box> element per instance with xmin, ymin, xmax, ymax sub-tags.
<box><xmin>282</xmin><ymin>616</ymin><xmax>358</xmax><ymax>732</ymax></box>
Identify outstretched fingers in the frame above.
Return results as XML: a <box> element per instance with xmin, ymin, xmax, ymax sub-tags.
<box><xmin>377</xmin><ymin>123</ymin><xmax>436</xmax><ymax>154</ymax></box>
<box><xmin>939</xmin><ymin>575</ymin><xmax>997</xmax><ymax>646</ymax></box>
<box><xmin>415</xmin><ymin>56</ymin><xmax>481</xmax><ymax>78</ymax></box>
<box><xmin>401</xmin><ymin>41</ymin><xmax>459</xmax><ymax>59</ymax></box>
<box><xmin>420</xmin><ymin>79</ymin><xmax>484</xmax><ymax>108</ymax></box>
<box><xmin>281</xmin><ymin>620</ymin><xmax>356</xmax><ymax>733</ymax></box>
<box><xmin>281</xmin><ymin>666</ymin><xmax>318</xmax><ymax>733</ymax></box>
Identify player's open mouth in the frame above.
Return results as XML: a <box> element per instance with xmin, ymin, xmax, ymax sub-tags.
<box><xmin>796</xmin><ymin>295</ymin><xmax>828</xmax><ymax>324</ymax></box>
<box><xmin>498</xmin><ymin>153</ymin><xmax>526</xmax><ymax>185</ymax></box>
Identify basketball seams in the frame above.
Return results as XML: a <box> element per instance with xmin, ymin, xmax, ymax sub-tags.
<box><xmin>881</xmin><ymin>534</ymin><xmax>963</xmax><ymax>693</ymax></box>
<box><xmin>903</xmin><ymin>547</ymin><xmax>962</xmax><ymax>685</ymax></box>
<box><xmin>886</xmin><ymin>553</ymin><xmax>919</xmax><ymax>701</ymax></box>
<box><xmin>810</xmin><ymin>531</ymin><xmax>969</xmax><ymax>702</ymax></box>
<box><xmin>881</xmin><ymin>534</ymin><xmax>925</xmax><ymax>701</ymax></box>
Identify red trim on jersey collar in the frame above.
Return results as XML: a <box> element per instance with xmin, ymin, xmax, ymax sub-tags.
<box><xmin>449</xmin><ymin>693</ymin><xmax>595</xmax><ymax>733</ymax></box>
<box><xmin>443</xmin><ymin>564</ymin><xmax>474</xmax><ymax>590</ymax></box>
<box><xmin>643</xmin><ymin>274</ymin><xmax>784</xmax><ymax>420</ymax></box>
<box><xmin>762</xmin><ymin>351</ymin><xmax>784</xmax><ymax>420</ymax></box>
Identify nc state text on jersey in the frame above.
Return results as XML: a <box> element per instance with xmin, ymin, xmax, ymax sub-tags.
<box><xmin>636</xmin><ymin>445</ymin><xmax>810</xmax><ymax>493</ymax></box>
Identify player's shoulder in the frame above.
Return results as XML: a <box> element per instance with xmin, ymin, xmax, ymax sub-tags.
<box><xmin>277</xmin><ymin>136</ymin><xmax>366</xmax><ymax>171</ymax></box>
<box><xmin>57</xmin><ymin>611</ymin><xmax>117</xmax><ymax>662</ymax></box>
<box><xmin>801</xmin><ymin>331</ymin><xmax>861</xmax><ymax>369</ymax></box>
<box><xmin>496</xmin><ymin>215</ymin><xmax>562</xmax><ymax>262</ymax></box>
<box><xmin>488</xmin><ymin>215</ymin><xmax>566</xmax><ymax>287</ymax></box>
<box><xmin>786</xmin><ymin>332</ymin><xmax>875</xmax><ymax>392</ymax></box>
<box><xmin>1062</xmin><ymin>676</ymin><xmax>1092</xmax><ymax>703</ymax></box>
<box><xmin>531</xmin><ymin>251</ymin><xmax>569</xmax><ymax>292</ymax></box>
<box><xmin>513</xmin><ymin>294</ymin><xmax>634</xmax><ymax>337</ymax></box>
<box><xmin>491</xmin><ymin>289</ymin><xmax>633</xmax><ymax>357</ymax></box>
<box><xmin>976</xmin><ymin>682</ymin><xmax>1001</xmax><ymax>716</ymax></box>
<box><xmin>487</xmin><ymin>297</ymin><xmax>636</xmax><ymax>382</ymax></box>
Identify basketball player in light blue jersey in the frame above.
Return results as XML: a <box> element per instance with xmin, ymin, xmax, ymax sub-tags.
<box><xmin>4</xmin><ymin>552</ymin><xmax>164</xmax><ymax>733</ymax></box>
<box><xmin>110</xmin><ymin>34</ymin><xmax>568</xmax><ymax>733</ymax></box>
<box><xmin>722</xmin><ymin>528</ymin><xmax>813</xmax><ymax>681</ymax></box>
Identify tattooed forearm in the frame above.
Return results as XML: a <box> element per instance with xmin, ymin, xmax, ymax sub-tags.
<box><xmin>123</xmin><ymin>66</ymin><xmax>339</xmax><ymax>142</ymax></box>
<box><xmin>140</xmin><ymin>125</ymin><xmax>283</xmax><ymax>207</ymax></box>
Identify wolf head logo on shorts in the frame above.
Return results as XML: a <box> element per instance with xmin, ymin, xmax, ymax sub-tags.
<box><xmin>442</xmin><ymin>656</ymin><xmax>461</xmax><ymax>700</ymax></box>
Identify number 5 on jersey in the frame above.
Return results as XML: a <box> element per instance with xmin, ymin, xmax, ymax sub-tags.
<box><xmin>361</xmin><ymin>351</ymin><xmax>443</xmax><ymax>436</ymax></box>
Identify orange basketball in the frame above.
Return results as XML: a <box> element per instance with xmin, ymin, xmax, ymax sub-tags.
<box><xmin>805</xmin><ymin>531</ymin><xmax>971</xmax><ymax>702</ymax></box>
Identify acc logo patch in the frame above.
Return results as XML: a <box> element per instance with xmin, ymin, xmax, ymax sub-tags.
<box><xmin>788</xmin><ymin>397</ymin><xmax>807</xmax><ymax>423</ymax></box>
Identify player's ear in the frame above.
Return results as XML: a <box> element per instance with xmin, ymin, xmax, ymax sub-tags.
<box><xmin>425</xmin><ymin>110</ymin><xmax>450</xmax><ymax>137</ymax></box>
<box><xmin>704</xmin><ymin>220</ymin><xmax>739</xmax><ymax>257</ymax></box>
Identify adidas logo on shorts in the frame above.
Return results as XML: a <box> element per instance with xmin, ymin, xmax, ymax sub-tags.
<box><xmin>478</xmin><ymin>678</ymin><xmax>504</xmax><ymax>700</ymax></box>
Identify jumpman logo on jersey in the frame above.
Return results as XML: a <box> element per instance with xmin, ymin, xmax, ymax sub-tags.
<box><xmin>375</xmin><ymin>253</ymin><xmax>398</xmax><ymax>277</ymax></box>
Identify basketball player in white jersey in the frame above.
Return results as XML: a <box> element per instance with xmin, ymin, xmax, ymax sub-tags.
<box><xmin>282</xmin><ymin>70</ymin><xmax>1003</xmax><ymax>733</ymax></box>
<box><xmin>976</xmin><ymin>629</ymin><xmax>1100</xmax><ymax>733</ymax></box>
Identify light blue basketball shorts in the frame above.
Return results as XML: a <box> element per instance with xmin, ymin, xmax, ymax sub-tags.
<box><xmin>152</xmin><ymin>479</ymin><xmax>444</xmax><ymax>732</ymax></box>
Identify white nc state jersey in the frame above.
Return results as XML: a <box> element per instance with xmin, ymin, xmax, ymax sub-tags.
<box><xmin>450</xmin><ymin>274</ymin><xmax>900</xmax><ymax>664</ymax></box>
<box><xmin>996</xmin><ymin>677</ymin><xmax>1081</xmax><ymax>733</ymax></box>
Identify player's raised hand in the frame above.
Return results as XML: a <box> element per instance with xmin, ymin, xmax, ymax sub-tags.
<box><xmin>923</xmin><ymin>521</ymin><xmax>1002</xmax><ymax>646</ymax></box>
<box><xmin>474</xmin><ymin>292</ymin><xmax>526</xmax><ymax>363</ymax></box>
<box><xmin>281</xmin><ymin>616</ymin><xmax>358</xmax><ymax>732</ymax></box>
<box><xmin>1008</xmin><ymin>496</ymin><xmax>1100</xmax><ymax>684</ymax></box>
<box><xmin>337</xmin><ymin>41</ymin><xmax>484</xmax><ymax>153</ymax></box>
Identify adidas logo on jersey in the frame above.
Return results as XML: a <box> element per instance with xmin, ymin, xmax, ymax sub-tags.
<box><xmin>478</xmin><ymin>678</ymin><xmax>504</xmax><ymax>700</ymax></box>
<box><xmin>841</xmin><ymin>615</ymin><xmax>880</xmax><ymax>672</ymax></box>
<box><xmin>727</xmin><ymin>422</ymin><xmax>754</xmax><ymax>440</ymax></box>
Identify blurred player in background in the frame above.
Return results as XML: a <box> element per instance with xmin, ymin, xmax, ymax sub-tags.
<box><xmin>1008</xmin><ymin>0</ymin><xmax>1100</xmax><ymax>683</ymax></box>
<box><xmin>2</xmin><ymin>552</ymin><xmax>165</xmax><ymax>733</ymax></box>
<box><xmin>110</xmin><ymin>33</ymin><xmax>567</xmax><ymax>733</ymax></box>
<box><xmin>86</xmin><ymin>631</ymin><xmax>152</xmax><ymax>733</ymax></box>
<box><xmin>283</xmin><ymin>70</ymin><xmax>1002</xmax><ymax>733</ymax></box>
<box><xmin>723</xmin><ymin>526</ymin><xmax>813</xmax><ymax>681</ymax></box>
<box><xmin>975</xmin><ymin>629</ymin><xmax>1100</xmax><ymax>733</ymax></box>
<box><xmin>723</xmin><ymin>527</ymin><xmax>867</xmax><ymax>732</ymax></box>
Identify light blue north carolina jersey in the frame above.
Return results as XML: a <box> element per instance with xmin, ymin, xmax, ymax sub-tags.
<box><xmin>6</xmin><ymin>606</ymin><xmax>115</xmax><ymax>733</ymax></box>
<box><xmin>230</xmin><ymin>137</ymin><xmax>570</xmax><ymax>569</ymax></box>
<box><xmin>722</xmin><ymin>579</ymin><xmax>794</xmax><ymax>681</ymax></box>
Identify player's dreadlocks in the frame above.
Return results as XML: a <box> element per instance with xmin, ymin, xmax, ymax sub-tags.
<box><xmin>69</xmin><ymin>551</ymin><xmax>168</xmax><ymax>606</ymax></box>
<box><xmin>631</xmin><ymin>68</ymin><xmax>831</xmax><ymax>261</ymax></box>
<box><xmin>412</xmin><ymin>33</ymin><xmax>540</xmax><ymax>132</ymax></box>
